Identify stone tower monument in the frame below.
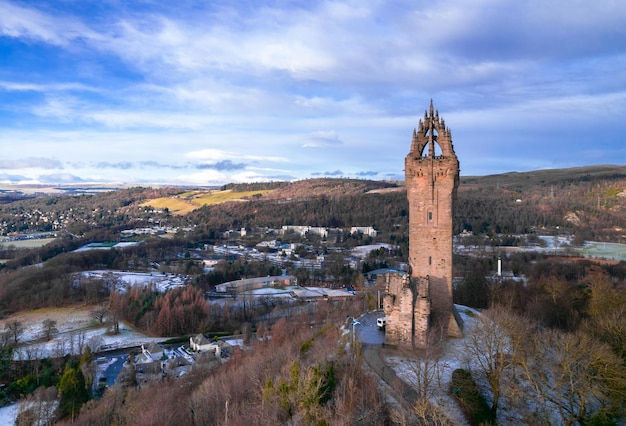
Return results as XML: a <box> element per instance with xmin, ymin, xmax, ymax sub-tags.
<box><xmin>383</xmin><ymin>100</ymin><xmax>462</xmax><ymax>347</ymax></box>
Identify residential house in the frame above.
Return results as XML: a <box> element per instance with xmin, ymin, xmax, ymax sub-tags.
<box><xmin>209</xmin><ymin>340</ymin><xmax>233</xmax><ymax>358</ymax></box>
<box><xmin>141</xmin><ymin>342</ymin><xmax>164</xmax><ymax>362</ymax></box>
<box><xmin>135</xmin><ymin>351</ymin><xmax>162</xmax><ymax>375</ymax></box>
<box><xmin>190</xmin><ymin>334</ymin><xmax>213</xmax><ymax>352</ymax></box>
<box><xmin>165</xmin><ymin>355</ymin><xmax>192</xmax><ymax>378</ymax></box>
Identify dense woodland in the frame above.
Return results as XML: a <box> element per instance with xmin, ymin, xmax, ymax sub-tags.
<box><xmin>2</xmin><ymin>167</ymin><xmax>626</xmax><ymax>245</ymax></box>
<box><xmin>0</xmin><ymin>166</ymin><xmax>625</xmax><ymax>423</ymax></box>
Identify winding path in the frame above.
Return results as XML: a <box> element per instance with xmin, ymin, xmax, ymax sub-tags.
<box><xmin>362</xmin><ymin>344</ymin><xmax>419</xmax><ymax>410</ymax></box>
<box><xmin>355</xmin><ymin>312</ymin><xmax>419</xmax><ymax>410</ymax></box>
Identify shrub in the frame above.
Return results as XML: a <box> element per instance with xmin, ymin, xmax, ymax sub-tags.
<box><xmin>450</xmin><ymin>369</ymin><xmax>496</xmax><ymax>425</ymax></box>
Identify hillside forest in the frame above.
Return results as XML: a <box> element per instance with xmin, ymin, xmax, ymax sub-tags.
<box><xmin>0</xmin><ymin>165</ymin><xmax>624</xmax><ymax>424</ymax></box>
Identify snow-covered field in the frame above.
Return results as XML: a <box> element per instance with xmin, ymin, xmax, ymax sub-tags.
<box><xmin>73</xmin><ymin>242</ymin><xmax>140</xmax><ymax>252</ymax></box>
<box><xmin>225</xmin><ymin>285</ymin><xmax>355</xmax><ymax>302</ymax></box>
<box><xmin>5</xmin><ymin>306</ymin><xmax>161</xmax><ymax>360</ymax></box>
<box><xmin>581</xmin><ymin>241</ymin><xmax>626</xmax><ymax>261</ymax></box>
<box><xmin>79</xmin><ymin>270</ymin><xmax>189</xmax><ymax>293</ymax></box>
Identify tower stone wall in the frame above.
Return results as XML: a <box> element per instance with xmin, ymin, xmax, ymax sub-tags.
<box><xmin>383</xmin><ymin>101</ymin><xmax>463</xmax><ymax>347</ymax></box>
<box><xmin>382</xmin><ymin>272</ymin><xmax>430</xmax><ymax>347</ymax></box>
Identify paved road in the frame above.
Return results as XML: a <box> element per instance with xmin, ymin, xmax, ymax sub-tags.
<box><xmin>353</xmin><ymin>311</ymin><xmax>385</xmax><ymax>344</ymax></box>
<box><xmin>101</xmin><ymin>355</ymin><xmax>126</xmax><ymax>387</ymax></box>
<box><xmin>355</xmin><ymin>311</ymin><xmax>419</xmax><ymax>411</ymax></box>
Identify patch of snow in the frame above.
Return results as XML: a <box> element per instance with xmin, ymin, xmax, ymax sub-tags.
<box><xmin>385</xmin><ymin>306</ymin><xmax>481</xmax><ymax>425</ymax></box>
<box><xmin>240</xmin><ymin>288</ymin><xmax>292</xmax><ymax>296</ymax></box>
<box><xmin>79</xmin><ymin>270</ymin><xmax>189</xmax><ymax>293</ymax></box>
<box><xmin>0</xmin><ymin>403</ymin><xmax>20</xmax><ymax>425</ymax></box>
<box><xmin>538</xmin><ymin>235</ymin><xmax>572</xmax><ymax>249</ymax></box>
<box><xmin>383</xmin><ymin>306</ymin><xmax>491</xmax><ymax>425</ymax></box>
<box><xmin>582</xmin><ymin>241</ymin><xmax>626</xmax><ymax>261</ymax></box>
<box><xmin>351</xmin><ymin>243</ymin><xmax>397</xmax><ymax>259</ymax></box>
<box><xmin>74</xmin><ymin>242</ymin><xmax>140</xmax><ymax>252</ymax></box>
<box><xmin>224</xmin><ymin>338</ymin><xmax>244</xmax><ymax>349</ymax></box>
<box><xmin>385</xmin><ymin>305</ymin><xmax>559</xmax><ymax>425</ymax></box>
<box><xmin>95</xmin><ymin>356</ymin><xmax>119</xmax><ymax>377</ymax></box>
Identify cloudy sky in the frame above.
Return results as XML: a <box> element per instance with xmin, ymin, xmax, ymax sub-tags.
<box><xmin>1</xmin><ymin>0</ymin><xmax>625</xmax><ymax>186</ymax></box>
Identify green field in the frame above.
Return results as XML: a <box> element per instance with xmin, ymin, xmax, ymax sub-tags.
<box><xmin>580</xmin><ymin>242</ymin><xmax>626</xmax><ymax>262</ymax></box>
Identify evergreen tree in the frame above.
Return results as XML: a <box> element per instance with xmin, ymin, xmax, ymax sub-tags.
<box><xmin>58</xmin><ymin>366</ymin><xmax>89</xmax><ymax>420</ymax></box>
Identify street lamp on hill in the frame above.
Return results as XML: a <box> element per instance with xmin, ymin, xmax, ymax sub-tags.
<box><xmin>350</xmin><ymin>318</ymin><xmax>361</xmax><ymax>343</ymax></box>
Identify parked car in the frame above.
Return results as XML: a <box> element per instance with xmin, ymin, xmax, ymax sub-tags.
<box><xmin>376</xmin><ymin>317</ymin><xmax>386</xmax><ymax>330</ymax></box>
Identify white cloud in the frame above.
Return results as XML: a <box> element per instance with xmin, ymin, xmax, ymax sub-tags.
<box><xmin>183</xmin><ymin>149</ymin><xmax>231</xmax><ymax>162</ymax></box>
<box><xmin>184</xmin><ymin>149</ymin><xmax>289</xmax><ymax>164</ymax></box>
<box><xmin>0</xmin><ymin>0</ymin><xmax>98</xmax><ymax>46</ymax></box>
<box><xmin>0</xmin><ymin>81</ymin><xmax>98</xmax><ymax>93</ymax></box>
<box><xmin>301</xmin><ymin>131</ymin><xmax>342</xmax><ymax>148</ymax></box>
<box><xmin>0</xmin><ymin>157</ymin><xmax>62</xmax><ymax>170</ymax></box>
<box><xmin>0</xmin><ymin>0</ymin><xmax>625</xmax><ymax>184</ymax></box>
<box><xmin>174</xmin><ymin>169</ymin><xmax>228</xmax><ymax>185</ymax></box>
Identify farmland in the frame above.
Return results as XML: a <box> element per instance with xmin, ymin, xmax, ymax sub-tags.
<box><xmin>140</xmin><ymin>189</ymin><xmax>271</xmax><ymax>214</ymax></box>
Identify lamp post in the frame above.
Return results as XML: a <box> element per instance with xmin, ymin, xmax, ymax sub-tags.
<box><xmin>351</xmin><ymin>318</ymin><xmax>361</xmax><ymax>343</ymax></box>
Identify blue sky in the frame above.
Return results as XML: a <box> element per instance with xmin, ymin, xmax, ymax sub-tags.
<box><xmin>0</xmin><ymin>0</ymin><xmax>625</xmax><ymax>186</ymax></box>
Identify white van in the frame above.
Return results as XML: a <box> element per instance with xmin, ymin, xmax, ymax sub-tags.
<box><xmin>376</xmin><ymin>317</ymin><xmax>386</xmax><ymax>330</ymax></box>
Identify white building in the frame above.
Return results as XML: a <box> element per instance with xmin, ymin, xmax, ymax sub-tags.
<box><xmin>281</xmin><ymin>225</ymin><xmax>328</xmax><ymax>238</ymax></box>
<box><xmin>350</xmin><ymin>226</ymin><xmax>378</xmax><ymax>237</ymax></box>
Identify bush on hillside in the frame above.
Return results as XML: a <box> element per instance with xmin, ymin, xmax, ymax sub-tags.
<box><xmin>450</xmin><ymin>368</ymin><xmax>496</xmax><ymax>425</ymax></box>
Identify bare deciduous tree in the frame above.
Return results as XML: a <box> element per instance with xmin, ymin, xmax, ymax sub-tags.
<box><xmin>106</xmin><ymin>308</ymin><xmax>120</xmax><ymax>335</ymax></box>
<box><xmin>463</xmin><ymin>306</ymin><xmax>529</xmax><ymax>416</ymax></box>
<box><xmin>412</xmin><ymin>398</ymin><xmax>455</xmax><ymax>426</ymax></box>
<box><xmin>63</xmin><ymin>330</ymin><xmax>87</xmax><ymax>355</ymax></box>
<box><xmin>90</xmin><ymin>304</ymin><xmax>109</xmax><ymax>324</ymax></box>
<box><xmin>584</xmin><ymin>275</ymin><xmax>626</xmax><ymax>360</ymax></box>
<box><xmin>389</xmin><ymin>397</ymin><xmax>454</xmax><ymax>426</ymax></box>
<box><xmin>0</xmin><ymin>330</ymin><xmax>11</xmax><ymax>349</ymax></box>
<box><xmin>87</xmin><ymin>334</ymin><xmax>104</xmax><ymax>353</ymax></box>
<box><xmin>53</xmin><ymin>336</ymin><xmax>68</xmax><ymax>358</ymax></box>
<box><xmin>16</xmin><ymin>386</ymin><xmax>58</xmax><ymax>426</ymax></box>
<box><xmin>5</xmin><ymin>320</ymin><xmax>25</xmax><ymax>345</ymax></box>
<box><xmin>403</xmin><ymin>345</ymin><xmax>449</xmax><ymax>401</ymax></box>
<box><xmin>519</xmin><ymin>329</ymin><xmax>626</xmax><ymax>425</ymax></box>
<box><xmin>41</xmin><ymin>318</ymin><xmax>58</xmax><ymax>341</ymax></box>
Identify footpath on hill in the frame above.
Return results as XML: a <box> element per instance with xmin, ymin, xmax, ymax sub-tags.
<box><xmin>354</xmin><ymin>312</ymin><xmax>419</xmax><ymax>411</ymax></box>
<box><xmin>363</xmin><ymin>344</ymin><xmax>418</xmax><ymax>409</ymax></box>
<box><xmin>355</xmin><ymin>310</ymin><xmax>472</xmax><ymax>425</ymax></box>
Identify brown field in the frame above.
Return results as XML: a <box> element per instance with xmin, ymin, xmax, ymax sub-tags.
<box><xmin>546</xmin><ymin>255</ymin><xmax>621</xmax><ymax>266</ymax></box>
